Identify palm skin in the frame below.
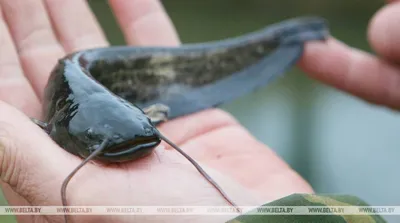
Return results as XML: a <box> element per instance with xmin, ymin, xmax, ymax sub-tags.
<box><xmin>0</xmin><ymin>0</ymin><xmax>399</xmax><ymax>223</ymax></box>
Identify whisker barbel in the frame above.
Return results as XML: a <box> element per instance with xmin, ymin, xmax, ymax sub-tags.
<box><xmin>60</xmin><ymin>138</ymin><xmax>110</xmax><ymax>223</ymax></box>
<box><xmin>30</xmin><ymin>16</ymin><xmax>330</xmax><ymax>222</ymax></box>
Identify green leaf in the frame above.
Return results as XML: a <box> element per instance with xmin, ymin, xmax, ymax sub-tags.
<box><xmin>227</xmin><ymin>193</ymin><xmax>387</xmax><ymax>223</ymax></box>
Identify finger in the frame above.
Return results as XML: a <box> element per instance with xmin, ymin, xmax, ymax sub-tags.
<box><xmin>0</xmin><ymin>4</ymin><xmax>41</xmax><ymax>117</ymax></box>
<box><xmin>298</xmin><ymin>38</ymin><xmax>400</xmax><ymax>110</ymax></box>
<box><xmin>0</xmin><ymin>101</ymin><xmax>86</xmax><ymax>207</ymax></box>
<box><xmin>109</xmin><ymin>0</ymin><xmax>180</xmax><ymax>46</ymax></box>
<box><xmin>368</xmin><ymin>2</ymin><xmax>400</xmax><ymax>64</ymax></box>
<box><xmin>0</xmin><ymin>0</ymin><xmax>65</xmax><ymax>100</ymax></box>
<box><xmin>44</xmin><ymin>0</ymin><xmax>109</xmax><ymax>52</ymax></box>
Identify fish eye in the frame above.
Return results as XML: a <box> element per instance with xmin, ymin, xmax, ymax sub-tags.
<box><xmin>144</xmin><ymin>127</ymin><xmax>153</xmax><ymax>135</ymax></box>
<box><xmin>85</xmin><ymin>128</ymin><xmax>95</xmax><ymax>139</ymax></box>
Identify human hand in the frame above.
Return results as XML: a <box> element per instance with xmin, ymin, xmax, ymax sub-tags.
<box><xmin>299</xmin><ymin>0</ymin><xmax>400</xmax><ymax>110</ymax></box>
<box><xmin>0</xmin><ymin>1</ymin><xmax>313</xmax><ymax>223</ymax></box>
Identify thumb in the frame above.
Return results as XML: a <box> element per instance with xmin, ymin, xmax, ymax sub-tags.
<box><xmin>0</xmin><ymin>101</ymin><xmax>79</xmax><ymax>206</ymax></box>
<box><xmin>368</xmin><ymin>1</ymin><xmax>400</xmax><ymax>64</ymax></box>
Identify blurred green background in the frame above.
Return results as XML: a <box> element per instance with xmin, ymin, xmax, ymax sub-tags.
<box><xmin>2</xmin><ymin>0</ymin><xmax>400</xmax><ymax>222</ymax></box>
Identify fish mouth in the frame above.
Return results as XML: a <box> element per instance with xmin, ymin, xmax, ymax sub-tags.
<box><xmin>102</xmin><ymin>136</ymin><xmax>161</xmax><ymax>160</ymax></box>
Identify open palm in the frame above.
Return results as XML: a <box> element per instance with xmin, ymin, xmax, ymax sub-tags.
<box><xmin>0</xmin><ymin>0</ymin><xmax>399</xmax><ymax>223</ymax></box>
<box><xmin>0</xmin><ymin>1</ymin><xmax>313</xmax><ymax>222</ymax></box>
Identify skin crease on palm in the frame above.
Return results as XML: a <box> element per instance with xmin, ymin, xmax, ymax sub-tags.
<box><xmin>0</xmin><ymin>0</ymin><xmax>398</xmax><ymax>222</ymax></box>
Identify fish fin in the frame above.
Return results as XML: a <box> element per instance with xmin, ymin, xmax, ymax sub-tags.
<box><xmin>143</xmin><ymin>103</ymin><xmax>170</xmax><ymax>126</ymax></box>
